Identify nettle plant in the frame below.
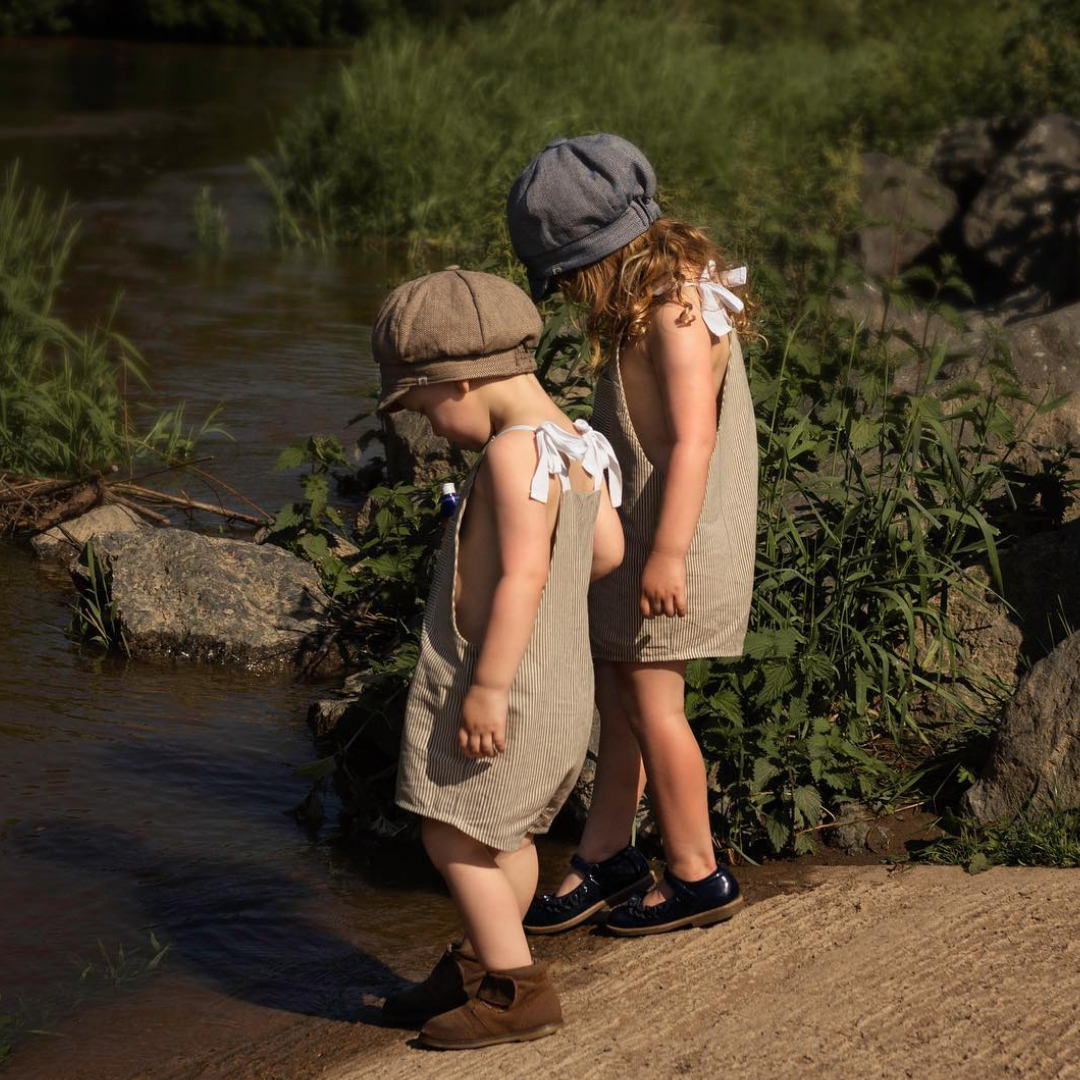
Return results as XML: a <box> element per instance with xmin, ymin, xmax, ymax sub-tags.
<box><xmin>696</xmin><ymin>253</ymin><xmax>1055</xmax><ymax>854</ymax></box>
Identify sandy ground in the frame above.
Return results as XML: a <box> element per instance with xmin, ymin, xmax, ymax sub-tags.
<box><xmin>12</xmin><ymin>864</ymin><xmax>1080</xmax><ymax>1080</ymax></box>
<box><xmin>322</xmin><ymin>865</ymin><xmax>1080</xmax><ymax>1080</ymax></box>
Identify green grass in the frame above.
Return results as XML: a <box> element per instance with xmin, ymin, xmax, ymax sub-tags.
<box><xmin>261</xmin><ymin>0</ymin><xmax>1073</xmax><ymax>256</ymax></box>
<box><xmin>192</xmin><ymin>186</ymin><xmax>229</xmax><ymax>255</ymax></box>
<box><xmin>260</xmin><ymin>0</ymin><xmax>1080</xmax><ymax>857</ymax></box>
<box><xmin>1</xmin><ymin>164</ymin><xmax>214</xmax><ymax>481</ymax></box>
<box><xmin>915</xmin><ymin>809</ymin><xmax>1080</xmax><ymax>871</ymax></box>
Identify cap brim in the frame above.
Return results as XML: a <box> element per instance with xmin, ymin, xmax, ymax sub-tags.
<box><xmin>375</xmin><ymin>384</ymin><xmax>411</xmax><ymax>414</ymax></box>
<box><xmin>528</xmin><ymin>270</ymin><xmax>552</xmax><ymax>302</ymax></box>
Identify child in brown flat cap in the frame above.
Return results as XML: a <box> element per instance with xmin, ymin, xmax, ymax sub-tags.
<box><xmin>374</xmin><ymin>269</ymin><xmax>624</xmax><ymax>1049</ymax></box>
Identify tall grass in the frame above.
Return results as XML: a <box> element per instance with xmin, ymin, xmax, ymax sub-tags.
<box><xmin>263</xmin><ymin>0</ymin><xmax>1053</xmax><ymax>253</ymax></box>
<box><xmin>0</xmin><ymin>165</ymin><xmax>210</xmax><ymax>480</ymax></box>
<box><xmin>264</xmin><ymin>0</ymin><xmax>1079</xmax><ymax>853</ymax></box>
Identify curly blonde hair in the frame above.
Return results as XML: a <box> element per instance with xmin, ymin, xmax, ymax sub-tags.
<box><xmin>556</xmin><ymin>218</ymin><xmax>754</xmax><ymax>371</ymax></box>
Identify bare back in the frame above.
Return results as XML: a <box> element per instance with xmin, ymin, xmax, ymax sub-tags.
<box><xmin>617</xmin><ymin>317</ymin><xmax>731</xmax><ymax>471</ymax></box>
<box><xmin>455</xmin><ymin>443</ymin><xmax>608</xmax><ymax>645</ymax></box>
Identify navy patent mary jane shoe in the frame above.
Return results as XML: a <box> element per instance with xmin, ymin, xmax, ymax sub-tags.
<box><xmin>523</xmin><ymin>846</ymin><xmax>654</xmax><ymax>935</ymax></box>
<box><xmin>605</xmin><ymin>865</ymin><xmax>744</xmax><ymax>936</ymax></box>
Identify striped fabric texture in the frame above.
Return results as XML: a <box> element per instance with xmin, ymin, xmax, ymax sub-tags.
<box><xmin>588</xmin><ymin>332</ymin><xmax>758</xmax><ymax>662</ymax></box>
<box><xmin>395</xmin><ymin>443</ymin><xmax>600</xmax><ymax>852</ymax></box>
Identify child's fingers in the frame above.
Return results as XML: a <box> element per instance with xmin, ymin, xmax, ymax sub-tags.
<box><xmin>458</xmin><ymin>726</ymin><xmax>470</xmax><ymax>755</ymax></box>
<box><xmin>493</xmin><ymin>730</ymin><xmax>507</xmax><ymax>754</ymax></box>
<box><xmin>480</xmin><ymin>732</ymin><xmax>495</xmax><ymax>757</ymax></box>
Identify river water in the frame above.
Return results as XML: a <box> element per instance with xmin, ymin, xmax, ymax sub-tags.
<box><xmin>0</xmin><ymin>38</ymin><xmax>469</xmax><ymax>1077</ymax></box>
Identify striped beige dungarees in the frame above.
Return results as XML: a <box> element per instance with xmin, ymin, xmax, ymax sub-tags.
<box><xmin>395</xmin><ymin>420</ymin><xmax>622</xmax><ymax>851</ymax></box>
<box><xmin>589</xmin><ymin>263</ymin><xmax>758</xmax><ymax>662</ymax></box>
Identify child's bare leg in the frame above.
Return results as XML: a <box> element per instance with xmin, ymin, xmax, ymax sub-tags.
<box><xmin>495</xmin><ymin>836</ymin><xmax>539</xmax><ymax>916</ymax></box>
<box><xmin>555</xmin><ymin>660</ymin><xmax>647</xmax><ymax>895</ymax></box>
<box><xmin>422</xmin><ymin>818</ymin><xmax>532</xmax><ymax>970</ymax></box>
<box><xmin>623</xmin><ymin>660</ymin><xmax>716</xmax><ymax>902</ymax></box>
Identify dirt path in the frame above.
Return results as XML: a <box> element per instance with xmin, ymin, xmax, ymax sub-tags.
<box><xmin>319</xmin><ymin>865</ymin><xmax>1080</xmax><ymax>1080</ymax></box>
<box><xmin>11</xmin><ymin>865</ymin><xmax>1079</xmax><ymax>1079</ymax></box>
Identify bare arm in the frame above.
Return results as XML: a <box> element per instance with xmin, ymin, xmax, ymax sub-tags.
<box><xmin>590</xmin><ymin>478</ymin><xmax>624</xmax><ymax>581</ymax></box>
<box><xmin>640</xmin><ymin>290</ymin><xmax>730</xmax><ymax>618</ymax></box>
<box><xmin>459</xmin><ymin>433</ymin><xmax>553</xmax><ymax>758</ymax></box>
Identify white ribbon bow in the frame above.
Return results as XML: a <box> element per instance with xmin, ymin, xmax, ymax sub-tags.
<box><xmin>529</xmin><ymin>419</ymin><xmax>623</xmax><ymax>508</ymax></box>
<box><xmin>697</xmin><ymin>261</ymin><xmax>747</xmax><ymax>338</ymax></box>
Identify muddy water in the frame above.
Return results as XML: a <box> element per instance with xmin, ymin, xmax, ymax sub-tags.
<box><xmin>0</xmin><ymin>38</ymin><xmax>467</xmax><ymax>1077</ymax></box>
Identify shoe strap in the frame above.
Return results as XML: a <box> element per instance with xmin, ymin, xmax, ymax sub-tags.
<box><xmin>569</xmin><ymin>853</ymin><xmax>596</xmax><ymax>878</ymax></box>
<box><xmin>664</xmin><ymin>866</ymin><xmax>721</xmax><ymax>901</ymax></box>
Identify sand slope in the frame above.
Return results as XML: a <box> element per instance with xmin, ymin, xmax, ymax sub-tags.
<box><xmin>327</xmin><ymin>866</ymin><xmax>1080</xmax><ymax>1080</ymax></box>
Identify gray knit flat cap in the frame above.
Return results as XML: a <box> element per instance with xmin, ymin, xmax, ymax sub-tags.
<box><xmin>507</xmin><ymin>134</ymin><xmax>661</xmax><ymax>300</ymax></box>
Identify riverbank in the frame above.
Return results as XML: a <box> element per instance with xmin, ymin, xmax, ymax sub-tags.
<box><xmin>12</xmin><ymin>863</ymin><xmax>1077</xmax><ymax>1078</ymax></box>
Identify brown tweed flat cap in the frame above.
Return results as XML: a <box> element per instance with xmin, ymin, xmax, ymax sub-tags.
<box><xmin>372</xmin><ymin>268</ymin><xmax>542</xmax><ymax>413</ymax></box>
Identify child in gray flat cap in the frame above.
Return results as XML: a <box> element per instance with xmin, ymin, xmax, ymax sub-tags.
<box><xmin>373</xmin><ymin>268</ymin><xmax>624</xmax><ymax>1047</ymax></box>
<box><xmin>507</xmin><ymin>134</ymin><xmax>757</xmax><ymax>936</ymax></box>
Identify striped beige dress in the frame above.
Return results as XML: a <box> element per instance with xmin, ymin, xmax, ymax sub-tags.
<box><xmin>395</xmin><ymin>423</ymin><xmax>614</xmax><ymax>852</ymax></box>
<box><xmin>588</xmin><ymin>330</ymin><xmax>758</xmax><ymax>662</ymax></box>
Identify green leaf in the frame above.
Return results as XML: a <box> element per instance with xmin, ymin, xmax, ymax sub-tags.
<box><xmin>967</xmin><ymin>852</ymin><xmax>992</xmax><ymax>875</ymax></box>
<box><xmin>274</xmin><ymin>445</ymin><xmax>307</xmax><ymax>471</ymax></box>
<box><xmin>272</xmin><ymin>503</ymin><xmax>303</xmax><ymax>531</ymax></box>
<box><xmin>299</xmin><ymin>532</ymin><xmax>329</xmax><ymax>562</ymax></box>
<box><xmin>752</xmin><ymin>757</ymin><xmax>779</xmax><ymax>793</ymax></box>
<box><xmin>793</xmin><ymin>785</ymin><xmax>822</xmax><ymax>827</ymax></box>
<box><xmin>764</xmin><ymin>812</ymin><xmax>791</xmax><ymax>852</ymax></box>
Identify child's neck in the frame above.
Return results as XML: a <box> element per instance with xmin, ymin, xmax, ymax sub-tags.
<box><xmin>484</xmin><ymin>375</ymin><xmax>568</xmax><ymax>437</ymax></box>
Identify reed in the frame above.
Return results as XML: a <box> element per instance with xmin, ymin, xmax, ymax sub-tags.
<box><xmin>0</xmin><ymin>165</ymin><xmax>213</xmax><ymax>482</ymax></box>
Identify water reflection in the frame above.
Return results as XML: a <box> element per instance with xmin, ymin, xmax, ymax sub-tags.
<box><xmin>0</xmin><ymin>37</ymin><xmax>424</xmax><ymax>1074</ymax></box>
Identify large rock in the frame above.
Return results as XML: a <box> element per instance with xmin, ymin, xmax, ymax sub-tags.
<box><xmin>926</xmin><ymin>115</ymin><xmax>1033</xmax><ymax>206</ymax></box>
<box><xmin>382</xmin><ymin>410</ymin><xmax>468</xmax><ymax>486</ymax></box>
<box><xmin>947</xmin><ymin>519</ymin><xmax>1080</xmax><ymax>696</ymax></box>
<box><xmin>1004</xmin><ymin>300</ymin><xmax>1080</xmax><ymax>450</ymax></box>
<box><xmin>963</xmin><ymin>114</ymin><xmax>1080</xmax><ymax>303</ymax></box>
<box><xmin>32</xmin><ymin>502</ymin><xmax>148</xmax><ymax>560</ymax></box>
<box><xmin>855</xmin><ymin>152</ymin><xmax>957</xmax><ymax>279</ymax></box>
<box><xmin>964</xmin><ymin>630</ymin><xmax>1080</xmax><ymax>823</ymax></box>
<box><xmin>80</xmin><ymin>529</ymin><xmax>330</xmax><ymax>670</ymax></box>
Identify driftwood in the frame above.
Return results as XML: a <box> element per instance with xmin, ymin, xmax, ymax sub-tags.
<box><xmin>1</xmin><ymin>460</ymin><xmax>273</xmax><ymax>537</ymax></box>
<box><xmin>111</xmin><ymin>482</ymin><xmax>271</xmax><ymax>527</ymax></box>
<box><xmin>0</xmin><ymin>473</ymin><xmax>105</xmax><ymax>534</ymax></box>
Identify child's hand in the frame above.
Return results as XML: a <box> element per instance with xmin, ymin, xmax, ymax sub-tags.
<box><xmin>640</xmin><ymin>551</ymin><xmax>687</xmax><ymax>619</ymax></box>
<box><xmin>459</xmin><ymin>684</ymin><xmax>508</xmax><ymax>759</ymax></box>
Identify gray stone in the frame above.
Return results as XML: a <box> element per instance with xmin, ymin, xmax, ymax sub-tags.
<box><xmin>963</xmin><ymin>114</ymin><xmax>1080</xmax><ymax>302</ymax></box>
<box><xmin>835</xmin><ymin>280</ymin><xmax>966</xmax><ymax>357</ymax></box>
<box><xmin>855</xmin><ymin>152</ymin><xmax>957</xmax><ymax>279</ymax></box>
<box><xmin>1004</xmin><ymin>300</ymin><xmax>1080</xmax><ymax>449</ymax></box>
<box><xmin>382</xmin><ymin>410</ymin><xmax>468</xmax><ymax>487</ymax></box>
<box><xmin>964</xmin><ymin>630</ymin><xmax>1080</xmax><ymax>823</ymax></box>
<box><xmin>32</xmin><ymin>503</ymin><xmax>148</xmax><ymax>560</ymax></box>
<box><xmin>926</xmin><ymin>115</ymin><xmax>1033</xmax><ymax>204</ymax></box>
<box><xmin>824</xmin><ymin>801</ymin><xmax>891</xmax><ymax>856</ymax></box>
<box><xmin>77</xmin><ymin>529</ymin><xmax>330</xmax><ymax>670</ymax></box>
<box><xmin>946</xmin><ymin>520</ymin><xmax>1080</xmax><ymax>697</ymax></box>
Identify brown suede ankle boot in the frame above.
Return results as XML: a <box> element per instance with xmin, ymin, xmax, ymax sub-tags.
<box><xmin>418</xmin><ymin>960</ymin><xmax>563</xmax><ymax>1049</ymax></box>
<box><xmin>381</xmin><ymin>943</ymin><xmax>485</xmax><ymax>1027</ymax></box>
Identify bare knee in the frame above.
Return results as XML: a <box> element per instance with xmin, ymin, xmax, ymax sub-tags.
<box><xmin>421</xmin><ymin>818</ymin><xmax>491</xmax><ymax>872</ymax></box>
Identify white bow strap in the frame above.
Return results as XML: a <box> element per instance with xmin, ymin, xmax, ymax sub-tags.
<box><xmin>697</xmin><ymin>260</ymin><xmax>747</xmax><ymax>339</ymax></box>
<box><xmin>525</xmin><ymin>420</ymin><xmax>623</xmax><ymax>508</ymax></box>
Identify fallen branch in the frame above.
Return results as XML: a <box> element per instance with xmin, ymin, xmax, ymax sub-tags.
<box><xmin>112</xmin><ymin>482</ymin><xmax>271</xmax><ymax>526</ymax></box>
<box><xmin>795</xmin><ymin>800</ymin><xmax>926</xmax><ymax>837</ymax></box>
<box><xmin>110</xmin><ymin>493</ymin><xmax>171</xmax><ymax>526</ymax></box>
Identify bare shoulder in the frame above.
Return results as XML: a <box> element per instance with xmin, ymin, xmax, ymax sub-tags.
<box><xmin>482</xmin><ymin>430</ymin><xmax>541</xmax><ymax>501</ymax></box>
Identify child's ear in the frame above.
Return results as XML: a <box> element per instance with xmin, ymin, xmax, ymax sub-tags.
<box><xmin>457</xmin><ymin>379</ymin><xmax>471</xmax><ymax>395</ymax></box>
